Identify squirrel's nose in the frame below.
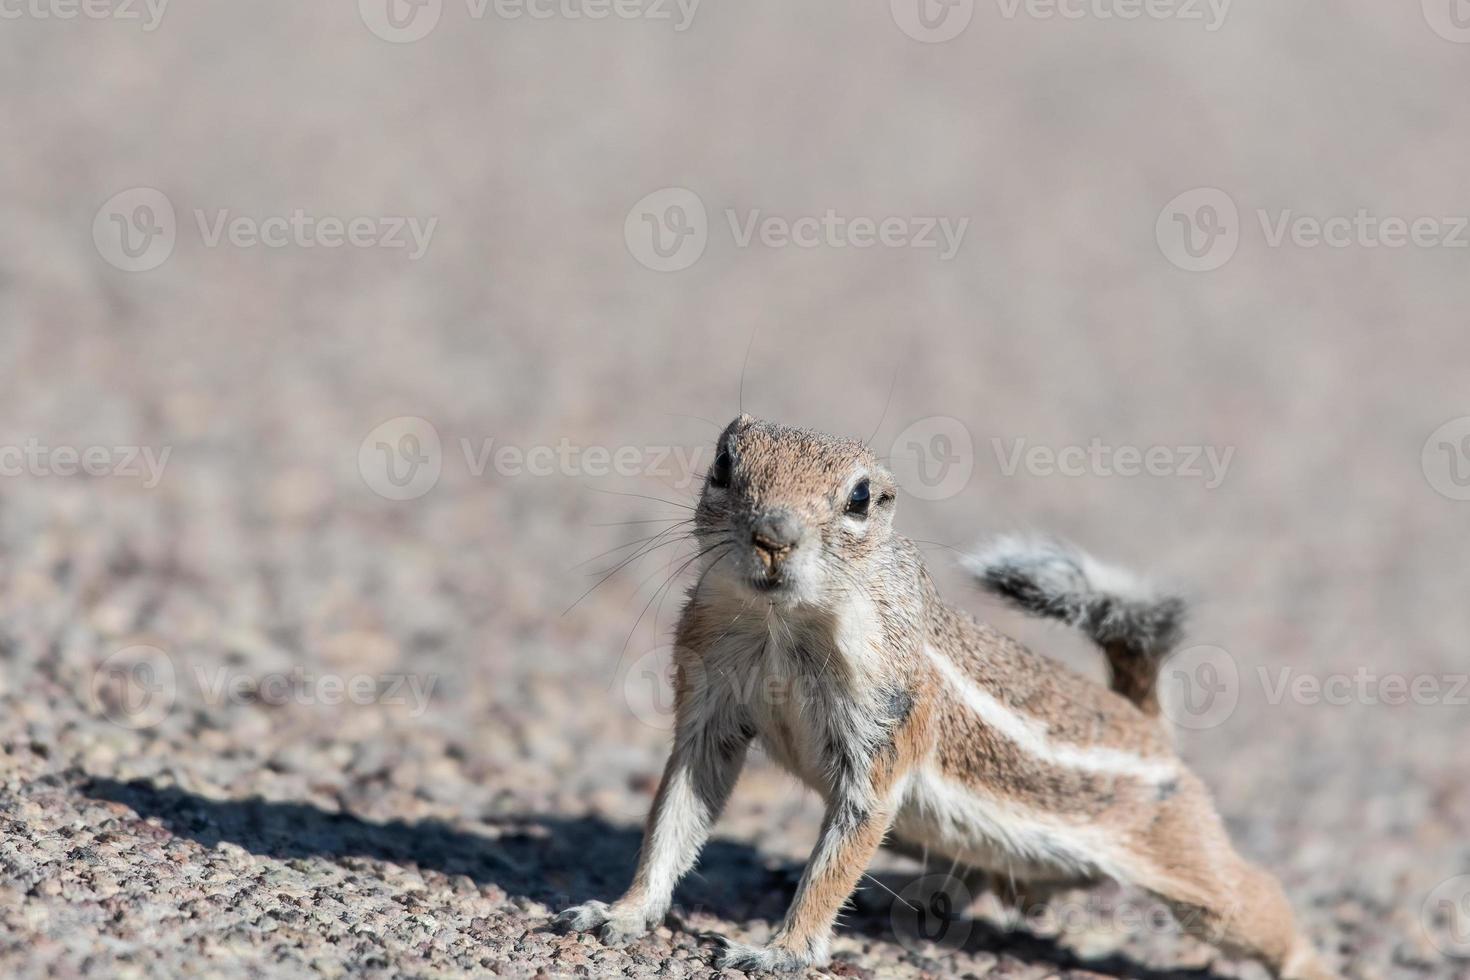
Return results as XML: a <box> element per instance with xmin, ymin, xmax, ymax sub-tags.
<box><xmin>751</xmin><ymin>510</ymin><xmax>801</xmax><ymax>561</ymax></box>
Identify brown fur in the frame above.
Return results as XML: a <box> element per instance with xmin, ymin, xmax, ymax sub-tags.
<box><xmin>1105</xmin><ymin>638</ymin><xmax>1165</xmax><ymax>716</ymax></box>
<box><xmin>554</xmin><ymin>416</ymin><xmax>1334</xmax><ymax>980</ymax></box>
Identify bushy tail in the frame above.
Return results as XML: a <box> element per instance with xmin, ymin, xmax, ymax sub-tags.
<box><xmin>964</xmin><ymin>536</ymin><xmax>1185</xmax><ymax>717</ymax></box>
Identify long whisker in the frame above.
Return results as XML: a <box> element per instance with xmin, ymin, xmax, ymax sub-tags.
<box><xmin>651</xmin><ymin>534</ymin><xmax>704</xmax><ymax>644</ymax></box>
<box><xmin>649</xmin><ymin>531</ymin><xmax>735</xmax><ymax>646</ymax></box>
<box><xmin>663</xmin><ymin>411</ymin><xmax>721</xmax><ymax>430</ymax></box>
<box><xmin>636</xmin><ymin>539</ymin><xmax>729</xmax><ymax>637</ymax></box>
<box><xmin>612</xmin><ymin>539</ymin><xmax>724</xmax><ymax>631</ymax></box>
<box><xmin>704</xmin><ymin>590</ymin><xmax>754</xmax><ymax>652</ymax></box>
<box><xmin>563</xmin><ymin>521</ymin><xmax>699</xmax><ymax>615</ymax></box>
<box><xmin>583</xmin><ymin>485</ymin><xmax>695</xmax><ymax>512</ymax></box>
<box><xmin>599</xmin><ymin>542</ymin><xmax>705</xmax><ymax>691</ymax></box>
<box><xmin>866</xmin><ymin>357</ymin><xmax>905</xmax><ymax>446</ymax></box>
<box><xmin>906</xmin><ymin>537</ymin><xmax>965</xmax><ymax>556</ymax></box>
<box><xmin>738</xmin><ymin>327</ymin><xmax>758</xmax><ymax>416</ymax></box>
<box><xmin>608</xmin><ymin>539</ymin><xmax>733</xmax><ymax>685</ymax></box>
<box><xmin>685</xmin><ymin>550</ymin><xmax>745</xmax><ymax>691</ymax></box>
<box><xmin>584</xmin><ymin>529</ymin><xmax>697</xmax><ymax>579</ymax></box>
<box><xmin>572</xmin><ymin>520</ymin><xmax>695</xmax><ymax>571</ymax></box>
<box><xmin>862</xmin><ymin>870</ymin><xmax>915</xmax><ymax>911</ymax></box>
<box><xmin>588</xmin><ymin>517</ymin><xmax>694</xmax><ymax>528</ymax></box>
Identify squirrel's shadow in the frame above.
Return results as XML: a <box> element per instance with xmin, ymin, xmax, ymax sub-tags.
<box><xmin>82</xmin><ymin>776</ymin><xmax>1221</xmax><ymax>980</ymax></box>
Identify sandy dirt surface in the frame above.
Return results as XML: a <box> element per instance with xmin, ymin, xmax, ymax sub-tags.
<box><xmin>1</xmin><ymin>2</ymin><xmax>1469</xmax><ymax>977</ymax></box>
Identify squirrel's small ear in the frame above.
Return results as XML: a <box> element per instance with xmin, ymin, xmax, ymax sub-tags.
<box><xmin>721</xmin><ymin>414</ymin><xmax>752</xmax><ymax>445</ymax></box>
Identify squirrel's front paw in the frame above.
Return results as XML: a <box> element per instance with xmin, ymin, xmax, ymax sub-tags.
<box><xmin>552</xmin><ymin>900</ymin><xmax>656</xmax><ymax>945</ymax></box>
<box><xmin>712</xmin><ymin>936</ymin><xmax>817</xmax><ymax>973</ymax></box>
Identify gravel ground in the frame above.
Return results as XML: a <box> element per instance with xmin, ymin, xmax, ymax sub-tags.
<box><xmin>2</xmin><ymin>2</ymin><xmax>1469</xmax><ymax>978</ymax></box>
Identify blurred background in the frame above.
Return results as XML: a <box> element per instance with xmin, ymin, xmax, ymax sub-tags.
<box><xmin>1</xmin><ymin>2</ymin><xmax>1468</xmax><ymax>977</ymax></box>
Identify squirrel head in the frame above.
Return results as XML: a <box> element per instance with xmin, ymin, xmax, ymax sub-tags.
<box><xmin>694</xmin><ymin>415</ymin><xmax>899</xmax><ymax>605</ymax></box>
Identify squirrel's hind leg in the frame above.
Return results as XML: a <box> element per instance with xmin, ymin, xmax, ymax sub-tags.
<box><xmin>1123</xmin><ymin>779</ymin><xmax>1335</xmax><ymax>980</ymax></box>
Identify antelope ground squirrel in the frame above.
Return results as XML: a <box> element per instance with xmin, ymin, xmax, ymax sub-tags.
<box><xmin>555</xmin><ymin>415</ymin><xmax>1333</xmax><ymax>979</ymax></box>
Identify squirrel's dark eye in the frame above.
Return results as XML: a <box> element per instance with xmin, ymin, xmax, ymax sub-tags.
<box><xmin>709</xmin><ymin>449</ymin><xmax>732</xmax><ymax>489</ymax></box>
<box><xmin>846</xmin><ymin>479</ymin><xmax>871</xmax><ymax>517</ymax></box>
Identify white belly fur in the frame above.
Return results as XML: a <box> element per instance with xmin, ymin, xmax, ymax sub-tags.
<box><xmin>889</xmin><ymin>768</ymin><xmax>1128</xmax><ymax>884</ymax></box>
